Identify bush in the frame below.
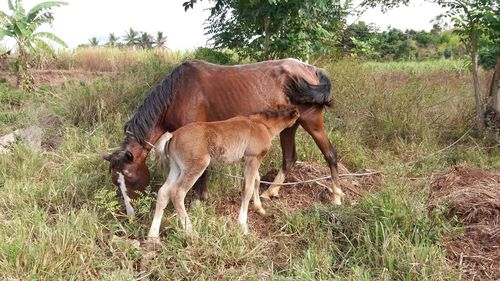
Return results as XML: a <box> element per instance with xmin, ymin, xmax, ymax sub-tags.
<box><xmin>189</xmin><ymin>47</ymin><xmax>237</xmax><ymax>65</ymax></box>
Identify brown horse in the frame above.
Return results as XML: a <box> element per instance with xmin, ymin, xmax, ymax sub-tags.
<box><xmin>146</xmin><ymin>107</ymin><xmax>300</xmax><ymax>242</ymax></box>
<box><xmin>103</xmin><ymin>59</ymin><xmax>344</xmax><ymax>217</ymax></box>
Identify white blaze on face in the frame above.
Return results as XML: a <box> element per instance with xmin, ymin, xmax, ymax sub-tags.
<box><xmin>117</xmin><ymin>172</ymin><xmax>135</xmax><ymax>217</ymax></box>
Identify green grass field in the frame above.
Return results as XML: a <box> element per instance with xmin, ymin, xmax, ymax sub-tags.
<box><xmin>0</xmin><ymin>50</ymin><xmax>498</xmax><ymax>280</ymax></box>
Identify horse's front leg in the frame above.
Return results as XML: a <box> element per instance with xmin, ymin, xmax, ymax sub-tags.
<box><xmin>261</xmin><ymin>123</ymin><xmax>299</xmax><ymax>200</ymax></box>
<box><xmin>299</xmin><ymin>109</ymin><xmax>344</xmax><ymax>205</ymax></box>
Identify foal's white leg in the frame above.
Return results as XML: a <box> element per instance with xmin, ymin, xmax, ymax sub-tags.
<box><xmin>260</xmin><ymin>168</ymin><xmax>285</xmax><ymax>199</ymax></box>
<box><xmin>239</xmin><ymin>158</ymin><xmax>260</xmax><ymax>234</ymax></box>
<box><xmin>253</xmin><ymin>175</ymin><xmax>266</xmax><ymax>215</ymax></box>
<box><xmin>171</xmin><ymin>158</ymin><xmax>210</xmax><ymax>234</ymax></box>
<box><xmin>147</xmin><ymin>162</ymin><xmax>180</xmax><ymax>239</ymax></box>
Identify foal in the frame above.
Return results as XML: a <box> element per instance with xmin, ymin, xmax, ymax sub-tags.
<box><xmin>146</xmin><ymin>107</ymin><xmax>300</xmax><ymax>241</ymax></box>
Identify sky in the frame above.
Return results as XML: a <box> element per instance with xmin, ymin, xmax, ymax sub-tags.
<box><xmin>0</xmin><ymin>0</ymin><xmax>447</xmax><ymax>51</ymax></box>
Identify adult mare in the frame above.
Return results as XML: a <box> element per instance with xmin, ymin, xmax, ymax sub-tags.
<box><xmin>103</xmin><ymin>58</ymin><xmax>344</xmax><ymax>217</ymax></box>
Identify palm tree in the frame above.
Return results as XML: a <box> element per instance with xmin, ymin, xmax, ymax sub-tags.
<box><xmin>139</xmin><ymin>32</ymin><xmax>153</xmax><ymax>49</ymax></box>
<box><xmin>108</xmin><ymin>33</ymin><xmax>118</xmax><ymax>47</ymax></box>
<box><xmin>123</xmin><ymin>28</ymin><xmax>139</xmax><ymax>48</ymax></box>
<box><xmin>0</xmin><ymin>0</ymin><xmax>67</xmax><ymax>91</ymax></box>
<box><xmin>89</xmin><ymin>37</ymin><xmax>99</xmax><ymax>47</ymax></box>
<box><xmin>155</xmin><ymin>31</ymin><xmax>167</xmax><ymax>49</ymax></box>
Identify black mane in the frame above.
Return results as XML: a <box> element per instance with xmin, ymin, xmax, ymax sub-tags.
<box><xmin>123</xmin><ymin>62</ymin><xmax>188</xmax><ymax>146</ymax></box>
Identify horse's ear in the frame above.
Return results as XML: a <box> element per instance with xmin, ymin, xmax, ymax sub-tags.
<box><xmin>125</xmin><ymin>151</ymin><xmax>134</xmax><ymax>162</ymax></box>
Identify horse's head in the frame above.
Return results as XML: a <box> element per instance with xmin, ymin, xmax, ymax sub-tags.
<box><xmin>103</xmin><ymin>149</ymin><xmax>150</xmax><ymax>200</ymax></box>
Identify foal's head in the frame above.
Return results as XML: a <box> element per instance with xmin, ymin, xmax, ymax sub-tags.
<box><xmin>103</xmin><ymin>149</ymin><xmax>150</xmax><ymax>198</ymax></box>
<box><xmin>257</xmin><ymin>106</ymin><xmax>300</xmax><ymax>130</ymax></box>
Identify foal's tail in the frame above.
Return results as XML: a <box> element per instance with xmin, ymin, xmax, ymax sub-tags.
<box><xmin>153</xmin><ymin>132</ymin><xmax>173</xmax><ymax>172</ymax></box>
<box><xmin>285</xmin><ymin>69</ymin><xmax>332</xmax><ymax>107</ymax></box>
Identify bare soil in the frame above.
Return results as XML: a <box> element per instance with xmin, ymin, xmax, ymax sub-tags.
<box><xmin>214</xmin><ymin>162</ymin><xmax>382</xmax><ymax>237</ymax></box>
<box><xmin>429</xmin><ymin>164</ymin><xmax>500</xmax><ymax>281</ymax></box>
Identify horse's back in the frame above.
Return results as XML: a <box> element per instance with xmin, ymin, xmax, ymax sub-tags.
<box><xmin>162</xmin><ymin>59</ymin><xmax>326</xmax><ymax>130</ymax></box>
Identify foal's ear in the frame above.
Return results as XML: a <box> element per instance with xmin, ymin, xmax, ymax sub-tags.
<box><xmin>125</xmin><ymin>151</ymin><xmax>134</xmax><ymax>162</ymax></box>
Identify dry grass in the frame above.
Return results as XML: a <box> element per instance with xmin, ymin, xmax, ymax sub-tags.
<box><xmin>429</xmin><ymin>165</ymin><xmax>500</xmax><ymax>281</ymax></box>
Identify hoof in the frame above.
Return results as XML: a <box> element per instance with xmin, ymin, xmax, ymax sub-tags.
<box><xmin>142</xmin><ymin>237</ymin><xmax>163</xmax><ymax>252</ymax></box>
<box><xmin>191</xmin><ymin>199</ymin><xmax>202</xmax><ymax>208</ymax></box>
<box><xmin>333</xmin><ymin>197</ymin><xmax>342</xmax><ymax>205</ymax></box>
<box><xmin>256</xmin><ymin>208</ymin><xmax>266</xmax><ymax>215</ymax></box>
<box><xmin>240</xmin><ymin>224</ymin><xmax>249</xmax><ymax>235</ymax></box>
<box><xmin>261</xmin><ymin>189</ymin><xmax>280</xmax><ymax>200</ymax></box>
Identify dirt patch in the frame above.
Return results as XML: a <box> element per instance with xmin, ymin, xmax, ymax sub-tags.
<box><xmin>0</xmin><ymin>70</ymin><xmax>114</xmax><ymax>86</ymax></box>
<box><xmin>428</xmin><ymin>164</ymin><xmax>500</xmax><ymax>281</ymax></box>
<box><xmin>215</xmin><ymin>162</ymin><xmax>382</xmax><ymax>237</ymax></box>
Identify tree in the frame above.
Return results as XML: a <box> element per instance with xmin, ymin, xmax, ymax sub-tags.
<box><xmin>0</xmin><ymin>0</ymin><xmax>67</xmax><ymax>92</ymax></box>
<box><xmin>436</xmin><ymin>0</ymin><xmax>499</xmax><ymax>132</ymax></box>
<box><xmin>139</xmin><ymin>32</ymin><xmax>153</xmax><ymax>49</ymax></box>
<box><xmin>88</xmin><ymin>36</ymin><xmax>99</xmax><ymax>47</ymax></box>
<box><xmin>108</xmin><ymin>32</ymin><xmax>118</xmax><ymax>47</ymax></box>
<box><xmin>123</xmin><ymin>28</ymin><xmax>139</xmax><ymax>48</ymax></box>
<box><xmin>155</xmin><ymin>31</ymin><xmax>167</xmax><ymax>49</ymax></box>
<box><xmin>185</xmin><ymin>0</ymin><xmax>348</xmax><ymax>61</ymax></box>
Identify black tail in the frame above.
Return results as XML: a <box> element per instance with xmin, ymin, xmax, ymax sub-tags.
<box><xmin>284</xmin><ymin>69</ymin><xmax>332</xmax><ymax>107</ymax></box>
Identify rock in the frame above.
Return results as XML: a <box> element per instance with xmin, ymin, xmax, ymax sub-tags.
<box><xmin>0</xmin><ymin>126</ymin><xmax>43</xmax><ymax>153</ymax></box>
<box><xmin>0</xmin><ymin>133</ymin><xmax>16</xmax><ymax>153</ymax></box>
<box><xmin>15</xmin><ymin>126</ymin><xmax>43</xmax><ymax>151</ymax></box>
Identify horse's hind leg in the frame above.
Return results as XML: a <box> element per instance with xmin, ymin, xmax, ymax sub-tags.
<box><xmin>147</xmin><ymin>160</ymin><xmax>181</xmax><ymax>240</ymax></box>
<box><xmin>299</xmin><ymin>108</ymin><xmax>344</xmax><ymax>205</ymax></box>
<box><xmin>261</xmin><ymin>123</ymin><xmax>299</xmax><ymax>200</ymax></box>
<box><xmin>171</xmin><ymin>158</ymin><xmax>210</xmax><ymax>233</ymax></box>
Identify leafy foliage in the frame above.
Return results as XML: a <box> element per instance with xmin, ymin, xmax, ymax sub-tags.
<box><xmin>341</xmin><ymin>22</ymin><xmax>468</xmax><ymax>61</ymax></box>
<box><xmin>0</xmin><ymin>0</ymin><xmax>67</xmax><ymax>91</ymax></box>
<box><xmin>187</xmin><ymin>0</ymin><xmax>348</xmax><ymax>61</ymax></box>
<box><xmin>88</xmin><ymin>37</ymin><xmax>99</xmax><ymax>47</ymax></box>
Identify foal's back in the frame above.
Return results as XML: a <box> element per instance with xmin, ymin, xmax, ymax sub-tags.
<box><xmin>169</xmin><ymin>116</ymin><xmax>272</xmax><ymax>164</ymax></box>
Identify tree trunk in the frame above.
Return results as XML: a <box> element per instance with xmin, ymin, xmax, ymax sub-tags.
<box><xmin>470</xmin><ymin>26</ymin><xmax>485</xmax><ymax>131</ymax></box>
<box><xmin>485</xmin><ymin>50</ymin><xmax>500</xmax><ymax>136</ymax></box>
<box><xmin>263</xmin><ymin>16</ymin><xmax>271</xmax><ymax>60</ymax></box>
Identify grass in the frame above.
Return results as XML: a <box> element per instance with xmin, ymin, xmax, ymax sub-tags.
<box><xmin>0</xmin><ymin>51</ymin><xmax>498</xmax><ymax>280</ymax></box>
<box><xmin>362</xmin><ymin>59</ymin><xmax>470</xmax><ymax>73</ymax></box>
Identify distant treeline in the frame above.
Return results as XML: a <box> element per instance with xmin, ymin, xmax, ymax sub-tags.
<box><xmin>339</xmin><ymin>22</ymin><xmax>496</xmax><ymax>68</ymax></box>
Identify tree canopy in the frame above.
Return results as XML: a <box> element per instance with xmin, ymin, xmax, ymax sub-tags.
<box><xmin>186</xmin><ymin>0</ymin><xmax>348</xmax><ymax>61</ymax></box>
<box><xmin>0</xmin><ymin>0</ymin><xmax>67</xmax><ymax>91</ymax></box>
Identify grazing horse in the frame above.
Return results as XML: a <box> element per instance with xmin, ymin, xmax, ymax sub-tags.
<box><xmin>103</xmin><ymin>59</ymin><xmax>344</xmax><ymax>217</ymax></box>
<box><xmin>147</xmin><ymin>107</ymin><xmax>300</xmax><ymax>242</ymax></box>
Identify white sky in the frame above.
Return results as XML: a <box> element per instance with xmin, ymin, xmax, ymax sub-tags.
<box><xmin>0</xmin><ymin>0</ymin><xmax>447</xmax><ymax>51</ymax></box>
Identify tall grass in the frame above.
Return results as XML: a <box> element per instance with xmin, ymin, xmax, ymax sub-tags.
<box><xmin>363</xmin><ymin>59</ymin><xmax>470</xmax><ymax>73</ymax></box>
<box><xmin>0</xmin><ymin>55</ymin><xmax>497</xmax><ymax>280</ymax></box>
<box><xmin>25</xmin><ymin>47</ymin><xmax>189</xmax><ymax>72</ymax></box>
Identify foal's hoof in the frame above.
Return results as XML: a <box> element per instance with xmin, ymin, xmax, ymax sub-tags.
<box><xmin>191</xmin><ymin>199</ymin><xmax>202</xmax><ymax>208</ymax></box>
<box><xmin>260</xmin><ymin>190</ymin><xmax>280</xmax><ymax>200</ymax></box>
<box><xmin>142</xmin><ymin>237</ymin><xmax>163</xmax><ymax>252</ymax></box>
<box><xmin>333</xmin><ymin>196</ymin><xmax>342</xmax><ymax>205</ymax></box>
<box><xmin>256</xmin><ymin>207</ymin><xmax>266</xmax><ymax>215</ymax></box>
